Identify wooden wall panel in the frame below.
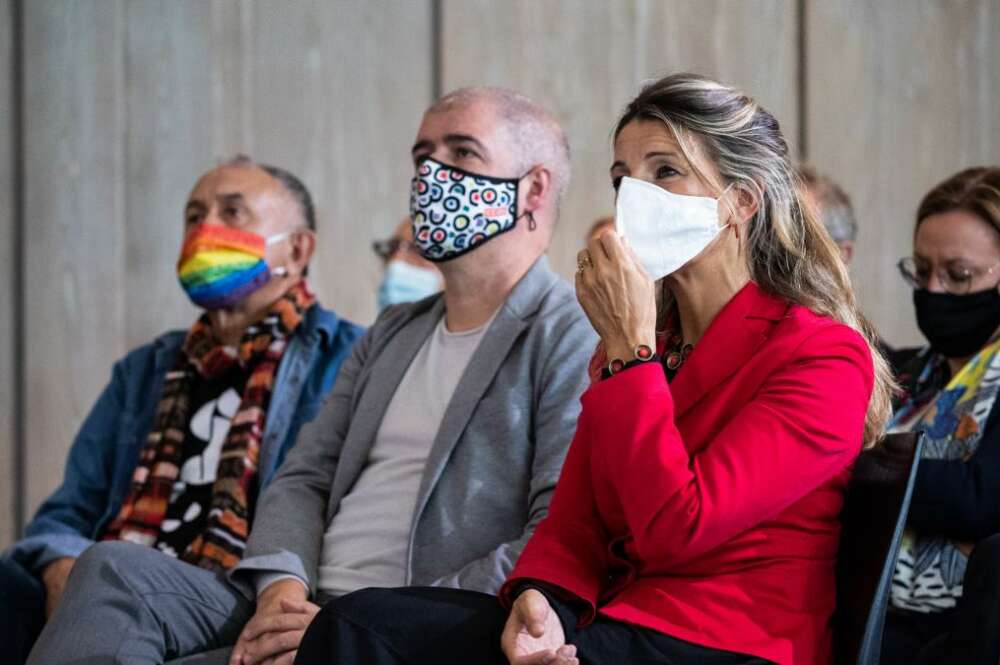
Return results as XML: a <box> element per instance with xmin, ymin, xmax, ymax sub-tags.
<box><xmin>440</xmin><ymin>0</ymin><xmax>799</xmax><ymax>283</ymax></box>
<box><xmin>807</xmin><ymin>0</ymin><xmax>1000</xmax><ymax>347</ymax></box>
<box><xmin>0</xmin><ymin>0</ymin><xmax>15</xmax><ymax>547</ymax></box>
<box><xmin>22</xmin><ymin>0</ymin><xmax>127</xmax><ymax>522</ymax></box>
<box><xmin>124</xmin><ymin>0</ymin><xmax>433</xmax><ymax>344</ymax></box>
<box><xmin>245</xmin><ymin>0</ymin><xmax>433</xmax><ymax>325</ymax></box>
<box><xmin>123</xmin><ymin>0</ymin><xmax>243</xmax><ymax>348</ymax></box>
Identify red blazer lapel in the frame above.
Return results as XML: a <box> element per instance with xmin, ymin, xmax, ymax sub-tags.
<box><xmin>670</xmin><ymin>282</ymin><xmax>790</xmax><ymax>418</ymax></box>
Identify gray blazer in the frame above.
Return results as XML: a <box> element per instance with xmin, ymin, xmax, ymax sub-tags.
<box><xmin>231</xmin><ymin>257</ymin><xmax>596</xmax><ymax>597</ymax></box>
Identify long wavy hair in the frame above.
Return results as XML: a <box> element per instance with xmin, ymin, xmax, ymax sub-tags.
<box><xmin>615</xmin><ymin>73</ymin><xmax>893</xmax><ymax>448</ymax></box>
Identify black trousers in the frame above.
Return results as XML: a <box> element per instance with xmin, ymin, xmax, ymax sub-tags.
<box><xmin>294</xmin><ymin>587</ymin><xmax>770</xmax><ymax>665</ymax></box>
<box><xmin>0</xmin><ymin>556</ymin><xmax>46</xmax><ymax>665</ymax></box>
<box><xmin>881</xmin><ymin>533</ymin><xmax>1000</xmax><ymax>665</ymax></box>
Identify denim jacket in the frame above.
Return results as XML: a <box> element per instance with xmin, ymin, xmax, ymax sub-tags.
<box><xmin>5</xmin><ymin>303</ymin><xmax>363</xmax><ymax>574</ymax></box>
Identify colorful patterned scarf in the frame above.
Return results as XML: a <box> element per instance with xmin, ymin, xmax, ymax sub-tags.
<box><xmin>890</xmin><ymin>337</ymin><xmax>1000</xmax><ymax>612</ymax></box>
<box><xmin>103</xmin><ymin>282</ymin><xmax>315</xmax><ymax>572</ymax></box>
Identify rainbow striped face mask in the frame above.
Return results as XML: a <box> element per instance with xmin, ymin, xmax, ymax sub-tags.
<box><xmin>177</xmin><ymin>225</ymin><xmax>290</xmax><ymax>310</ymax></box>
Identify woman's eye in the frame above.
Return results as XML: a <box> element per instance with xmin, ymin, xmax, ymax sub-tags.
<box><xmin>656</xmin><ymin>165</ymin><xmax>679</xmax><ymax>179</ymax></box>
<box><xmin>455</xmin><ymin>147</ymin><xmax>476</xmax><ymax>159</ymax></box>
<box><xmin>915</xmin><ymin>266</ymin><xmax>932</xmax><ymax>282</ymax></box>
<box><xmin>947</xmin><ymin>268</ymin><xmax>972</xmax><ymax>284</ymax></box>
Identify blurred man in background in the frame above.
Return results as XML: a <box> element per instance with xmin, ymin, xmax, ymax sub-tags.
<box><xmin>798</xmin><ymin>165</ymin><xmax>859</xmax><ymax>265</ymax></box>
<box><xmin>372</xmin><ymin>217</ymin><xmax>442</xmax><ymax>313</ymax></box>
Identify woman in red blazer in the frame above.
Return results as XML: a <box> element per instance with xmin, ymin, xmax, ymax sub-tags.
<box><xmin>293</xmin><ymin>74</ymin><xmax>894</xmax><ymax>665</ymax></box>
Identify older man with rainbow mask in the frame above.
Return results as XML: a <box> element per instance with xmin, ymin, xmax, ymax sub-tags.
<box><xmin>28</xmin><ymin>88</ymin><xmax>594</xmax><ymax>665</ymax></box>
<box><xmin>1</xmin><ymin>156</ymin><xmax>362</xmax><ymax>665</ymax></box>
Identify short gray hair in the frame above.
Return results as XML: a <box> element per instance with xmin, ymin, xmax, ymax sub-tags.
<box><xmin>797</xmin><ymin>165</ymin><xmax>858</xmax><ymax>243</ymax></box>
<box><xmin>428</xmin><ymin>87</ymin><xmax>571</xmax><ymax>210</ymax></box>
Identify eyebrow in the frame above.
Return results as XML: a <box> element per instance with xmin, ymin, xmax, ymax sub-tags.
<box><xmin>645</xmin><ymin>151</ymin><xmax>681</xmax><ymax>160</ymax></box>
<box><xmin>443</xmin><ymin>134</ymin><xmax>487</xmax><ymax>152</ymax></box>
<box><xmin>411</xmin><ymin>134</ymin><xmax>488</xmax><ymax>157</ymax></box>
<box><xmin>217</xmin><ymin>193</ymin><xmax>246</xmax><ymax>207</ymax></box>
<box><xmin>610</xmin><ymin>151</ymin><xmax>683</xmax><ymax>170</ymax></box>
<box><xmin>913</xmin><ymin>253</ymin><xmax>979</xmax><ymax>266</ymax></box>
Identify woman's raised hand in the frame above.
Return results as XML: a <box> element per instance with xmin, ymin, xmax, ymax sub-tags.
<box><xmin>500</xmin><ymin>589</ymin><xmax>579</xmax><ymax>665</ymax></box>
<box><xmin>575</xmin><ymin>231</ymin><xmax>657</xmax><ymax>362</ymax></box>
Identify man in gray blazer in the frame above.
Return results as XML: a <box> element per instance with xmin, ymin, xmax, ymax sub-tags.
<box><xmin>29</xmin><ymin>87</ymin><xmax>596</xmax><ymax>665</ymax></box>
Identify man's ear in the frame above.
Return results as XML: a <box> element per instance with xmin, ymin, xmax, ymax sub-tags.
<box><xmin>290</xmin><ymin>229</ymin><xmax>316</xmax><ymax>277</ymax></box>
<box><xmin>521</xmin><ymin>166</ymin><xmax>552</xmax><ymax>216</ymax></box>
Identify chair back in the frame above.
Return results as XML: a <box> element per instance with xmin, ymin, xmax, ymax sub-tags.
<box><xmin>833</xmin><ymin>431</ymin><xmax>923</xmax><ymax>665</ymax></box>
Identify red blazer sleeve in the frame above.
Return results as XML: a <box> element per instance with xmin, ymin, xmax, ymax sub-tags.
<box><xmin>501</xmin><ymin>421</ymin><xmax>607</xmax><ymax>621</ymax></box>
<box><xmin>586</xmin><ymin>323</ymin><xmax>873</xmax><ymax>569</ymax></box>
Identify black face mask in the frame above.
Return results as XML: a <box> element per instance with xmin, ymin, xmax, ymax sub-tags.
<box><xmin>914</xmin><ymin>287</ymin><xmax>1000</xmax><ymax>358</ymax></box>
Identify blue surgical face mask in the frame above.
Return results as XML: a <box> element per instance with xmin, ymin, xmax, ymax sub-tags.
<box><xmin>376</xmin><ymin>260</ymin><xmax>443</xmax><ymax>312</ymax></box>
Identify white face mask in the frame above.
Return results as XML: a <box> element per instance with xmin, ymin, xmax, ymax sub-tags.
<box><xmin>614</xmin><ymin>176</ymin><xmax>730</xmax><ymax>281</ymax></box>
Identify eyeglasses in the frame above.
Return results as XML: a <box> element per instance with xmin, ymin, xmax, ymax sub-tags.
<box><xmin>372</xmin><ymin>238</ymin><xmax>418</xmax><ymax>262</ymax></box>
<box><xmin>897</xmin><ymin>257</ymin><xmax>1000</xmax><ymax>295</ymax></box>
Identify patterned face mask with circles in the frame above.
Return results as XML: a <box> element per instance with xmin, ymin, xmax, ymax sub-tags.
<box><xmin>409</xmin><ymin>157</ymin><xmax>531</xmax><ymax>262</ymax></box>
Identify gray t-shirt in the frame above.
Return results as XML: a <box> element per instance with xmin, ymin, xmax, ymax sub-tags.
<box><xmin>315</xmin><ymin>310</ymin><xmax>494</xmax><ymax>596</ymax></box>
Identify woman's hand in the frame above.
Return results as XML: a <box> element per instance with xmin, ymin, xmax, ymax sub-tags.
<box><xmin>576</xmin><ymin>231</ymin><xmax>657</xmax><ymax>362</ymax></box>
<box><xmin>501</xmin><ymin>589</ymin><xmax>579</xmax><ymax>665</ymax></box>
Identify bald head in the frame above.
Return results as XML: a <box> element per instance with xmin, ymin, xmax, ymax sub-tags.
<box><xmin>427</xmin><ymin>87</ymin><xmax>571</xmax><ymax>210</ymax></box>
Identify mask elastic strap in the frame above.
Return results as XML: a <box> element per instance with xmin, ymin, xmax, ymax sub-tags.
<box><xmin>266</xmin><ymin>232</ymin><xmax>298</xmax><ymax>278</ymax></box>
<box><xmin>717</xmin><ymin>183</ymin><xmax>738</xmax><ymax>229</ymax></box>
<box><xmin>265</xmin><ymin>231</ymin><xmax>293</xmax><ymax>246</ymax></box>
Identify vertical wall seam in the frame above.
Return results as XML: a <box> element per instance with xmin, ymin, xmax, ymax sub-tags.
<box><xmin>797</xmin><ymin>0</ymin><xmax>808</xmax><ymax>161</ymax></box>
<box><xmin>12</xmin><ymin>0</ymin><xmax>25</xmax><ymax>536</ymax></box>
<box><xmin>119</xmin><ymin>0</ymin><xmax>129</xmax><ymax>349</ymax></box>
<box><xmin>431</xmin><ymin>0</ymin><xmax>442</xmax><ymax>100</ymax></box>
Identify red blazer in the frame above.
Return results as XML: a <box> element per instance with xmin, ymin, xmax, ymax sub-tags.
<box><xmin>502</xmin><ymin>282</ymin><xmax>874</xmax><ymax>665</ymax></box>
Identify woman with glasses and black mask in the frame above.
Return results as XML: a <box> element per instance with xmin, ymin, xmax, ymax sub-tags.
<box><xmin>884</xmin><ymin>166</ymin><xmax>1000</xmax><ymax>665</ymax></box>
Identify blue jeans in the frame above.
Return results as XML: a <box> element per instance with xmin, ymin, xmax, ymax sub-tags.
<box><xmin>0</xmin><ymin>556</ymin><xmax>46</xmax><ymax>665</ymax></box>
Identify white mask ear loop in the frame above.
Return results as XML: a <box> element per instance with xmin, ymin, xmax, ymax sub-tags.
<box><xmin>716</xmin><ymin>183</ymin><xmax>737</xmax><ymax>230</ymax></box>
<box><xmin>265</xmin><ymin>231</ymin><xmax>296</xmax><ymax>278</ymax></box>
<box><xmin>265</xmin><ymin>231</ymin><xmax>292</xmax><ymax>246</ymax></box>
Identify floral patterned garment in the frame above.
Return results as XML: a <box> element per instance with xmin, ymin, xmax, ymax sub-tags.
<box><xmin>890</xmin><ymin>337</ymin><xmax>1000</xmax><ymax>613</ymax></box>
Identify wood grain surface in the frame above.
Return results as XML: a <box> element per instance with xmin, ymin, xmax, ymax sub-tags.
<box><xmin>807</xmin><ymin>0</ymin><xmax>1000</xmax><ymax>347</ymax></box>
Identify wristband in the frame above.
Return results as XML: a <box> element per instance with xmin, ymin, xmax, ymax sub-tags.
<box><xmin>603</xmin><ymin>344</ymin><xmax>657</xmax><ymax>379</ymax></box>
